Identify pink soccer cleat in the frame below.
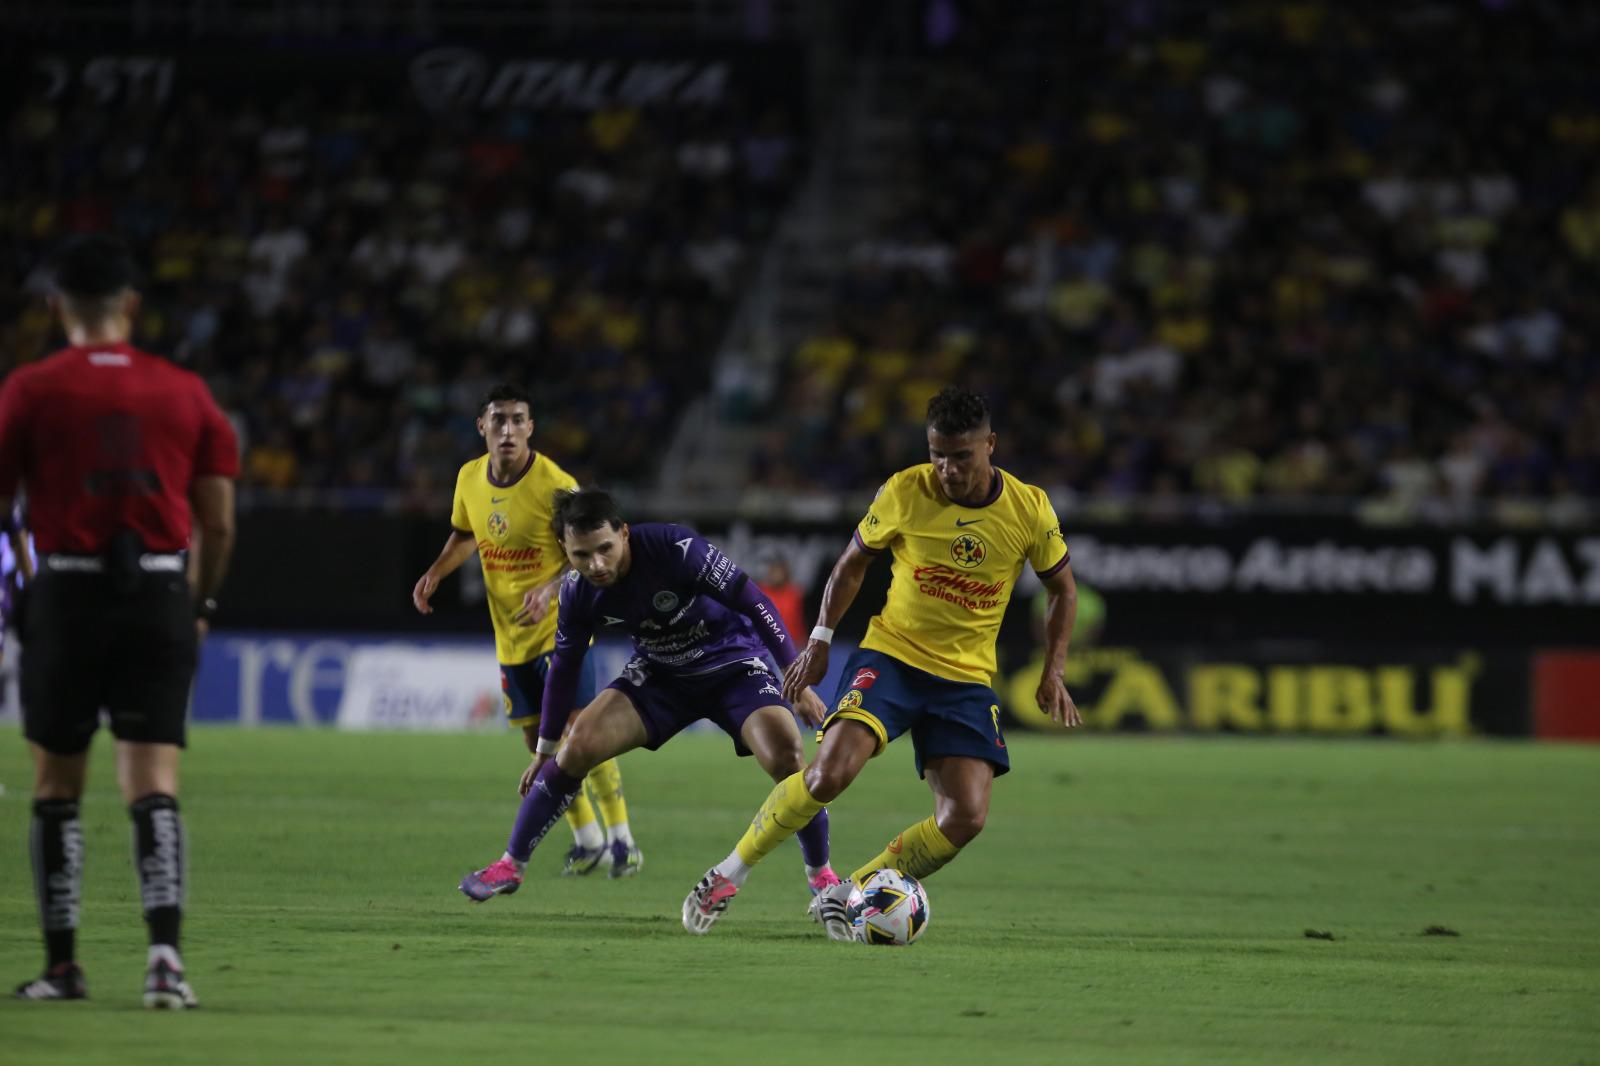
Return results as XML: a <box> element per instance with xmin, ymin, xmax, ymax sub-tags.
<box><xmin>808</xmin><ymin>867</ymin><xmax>842</xmax><ymax>896</ymax></box>
<box><xmin>460</xmin><ymin>857</ymin><xmax>525</xmax><ymax>902</ymax></box>
<box><xmin>681</xmin><ymin>869</ymin><xmax>739</xmax><ymax>934</ymax></box>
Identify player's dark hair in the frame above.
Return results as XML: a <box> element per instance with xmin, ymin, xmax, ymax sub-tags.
<box><xmin>552</xmin><ymin>488</ymin><xmax>624</xmax><ymax>541</ymax></box>
<box><xmin>51</xmin><ymin>233</ymin><xmax>139</xmax><ymax>298</ymax></box>
<box><xmin>479</xmin><ymin>382</ymin><xmax>534</xmax><ymax>415</ymax></box>
<box><xmin>926</xmin><ymin>386</ymin><xmax>991</xmax><ymax>436</ymax></box>
<box><xmin>51</xmin><ymin>234</ymin><xmax>140</xmax><ymax>326</ymax></box>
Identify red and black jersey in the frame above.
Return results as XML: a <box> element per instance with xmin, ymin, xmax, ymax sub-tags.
<box><xmin>0</xmin><ymin>341</ymin><xmax>239</xmax><ymax>553</ymax></box>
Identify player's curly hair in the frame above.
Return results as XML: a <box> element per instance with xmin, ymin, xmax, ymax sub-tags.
<box><xmin>479</xmin><ymin>382</ymin><xmax>534</xmax><ymax>415</ymax></box>
<box><xmin>926</xmin><ymin>386</ymin><xmax>991</xmax><ymax>436</ymax></box>
<box><xmin>551</xmin><ymin>488</ymin><xmax>625</xmax><ymax>541</ymax></box>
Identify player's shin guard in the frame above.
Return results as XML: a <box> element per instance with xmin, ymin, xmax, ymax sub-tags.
<box><xmin>130</xmin><ymin>794</ymin><xmax>186</xmax><ymax>950</ymax></box>
<box><xmin>734</xmin><ymin>773</ymin><xmax>825</xmax><ymax>867</ymax></box>
<box><xmin>849</xmin><ymin>815</ymin><xmax>959</xmax><ymax>884</ymax></box>
<box><xmin>31</xmin><ymin>799</ymin><xmax>84</xmax><ymax>968</ymax></box>
<box><xmin>508</xmin><ymin>761</ymin><xmax>585</xmax><ymax>862</ymax></box>
<box><xmin>586</xmin><ymin>758</ymin><xmax>629</xmax><ymax>830</ymax></box>
<box><xmin>794</xmin><ymin>806</ymin><xmax>831</xmax><ymax>870</ymax></box>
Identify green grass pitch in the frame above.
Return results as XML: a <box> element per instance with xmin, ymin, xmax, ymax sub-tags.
<box><xmin>2</xmin><ymin>729</ymin><xmax>1597</xmax><ymax>1065</ymax></box>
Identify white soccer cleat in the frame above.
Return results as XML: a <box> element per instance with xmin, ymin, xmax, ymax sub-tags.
<box><xmin>808</xmin><ymin>878</ymin><xmax>860</xmax><ymax>942</ymax></box>
<box><xmin>143</xmin><ymin>956</ymin><xmax>198</xmax><ymax>1010</ymax></box>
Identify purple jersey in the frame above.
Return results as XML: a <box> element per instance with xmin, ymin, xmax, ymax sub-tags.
<box><xmin>538</xmin><ymin>523</ymin><xmax>798</xmax><ymax>742</ymax></box>
<box><xmin>0</xmin><ymin>502</ymin><xmax>26</xmax><ymax>652</ymax></box>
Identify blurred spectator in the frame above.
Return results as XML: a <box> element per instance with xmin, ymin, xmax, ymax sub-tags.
<box><xmin>756</xmin><ymin>557</ymin><xmax>806</xmax><ymax>643</ymax></box>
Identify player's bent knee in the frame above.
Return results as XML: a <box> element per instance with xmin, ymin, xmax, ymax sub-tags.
<box><xmin>803</xmin><ymin>758</ymin><xmax>859</xmax><ymax>803</ymax></box>
<box><xmin>937</xmin><ymin>807</ymin><xmax>987</xmax><ymax>847</ymax></box>
<box><xmin>555</xmin><ymin>725</ymin><xmax>597</xmax><ymax>773</ymax></box>
<box><xmin>558</xmin><ymin>742</ymin><xmax>599</xmax><ymax>777</ymax></box>
<box><xmin>763</xmin><ymin>745</ymin><xmax>807</xmax><ymax>782</ymax></box>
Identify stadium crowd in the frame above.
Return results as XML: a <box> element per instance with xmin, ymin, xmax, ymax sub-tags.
<box><xmin>760</xmin><ymin>2</ymin><xmax>1600</xmax><ymax>522</ymax></box>
<box><xmin>1</xmin><ymin>66</ymin><xmax>800</xmax><ymax>504</ymax></box>
<box><xmin>3</xmin><ymin>3</ymin><xmax>1597</xmax><ymax>525</ymax></box>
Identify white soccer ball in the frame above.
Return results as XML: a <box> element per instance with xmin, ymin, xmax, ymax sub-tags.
<box><xmin>847</xmin><ymin>868</ymin><xmax>930</xmax><ymax>946</ymax></box>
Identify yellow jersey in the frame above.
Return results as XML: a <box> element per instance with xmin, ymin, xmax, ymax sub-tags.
<box><xmin>451</xmin><ymin>450</ymin><xmax>577</xmax><ymax>665</ymax></box>
<box><xmin>855</xmin><ymin>465</ymin><xmax>1068</xmax><ymax>685</ymax></box>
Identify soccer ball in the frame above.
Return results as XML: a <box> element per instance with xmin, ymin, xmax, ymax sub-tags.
<box><xmin>847</xmin><ymin>869</ymin><xmax>930</xmax><ymax>946</ymax></box>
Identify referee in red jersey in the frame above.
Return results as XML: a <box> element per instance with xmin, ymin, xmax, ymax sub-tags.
<box><xmin>0</xmin><ymin>235</ymin><xmax>239</xmax><ymax>1008</ymax></box>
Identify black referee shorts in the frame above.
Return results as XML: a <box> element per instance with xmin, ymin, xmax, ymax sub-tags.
<box><xmin>20</xmin><ymin>568</ymin><xmax>198</xmax><ymax>754</ymax></box>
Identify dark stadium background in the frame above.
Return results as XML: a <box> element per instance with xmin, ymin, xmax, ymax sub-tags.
<box><xmin>3</xmin><ymin>0</ymin><xmax>1597</xmax><ymax>740</ymax></box>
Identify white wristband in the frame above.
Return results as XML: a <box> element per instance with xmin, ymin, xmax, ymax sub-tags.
<box><xmin>535</xmin><ymin>737</ymin><xmax>559</xmax><ymax>756</ymax></box>
<box><xmin>810</xmin><ymin>626</ymin><xmax>835</xmax><ymax>644</ymax></box>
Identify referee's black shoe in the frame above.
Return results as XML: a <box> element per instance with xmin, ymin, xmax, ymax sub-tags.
<box><xmin>14</xmin><ymin>963</ymin><xmax>87</xmax><ymax>1001</ymax></box>
<box><xmin>143</xmin><ymin>955</ymin><xmax>198</xmax><ymax>1010</ymax></box>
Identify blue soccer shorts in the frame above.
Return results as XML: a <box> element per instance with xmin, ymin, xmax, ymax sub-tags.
<box><xmin>501</xmin><ymin>650</ymin><xmax>598</xmax><ymax>729</ymax></box>
<box><xmin>819</xmin><ymin>647</ymin><xmax>1010</xmax><ymax>778</ymax></box>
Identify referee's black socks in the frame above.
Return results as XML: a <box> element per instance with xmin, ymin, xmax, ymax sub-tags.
<box><xmin>30</xmin><ymin>799</ymin><xmax>84</xmax><ymax>969</ymax></box>
<box><xmin>129</xmin><ymin>794</ymin><xmax>186</xmax><ymax>951</ymax></box>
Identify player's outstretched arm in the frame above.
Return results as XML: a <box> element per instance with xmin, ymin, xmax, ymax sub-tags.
<box><xmin>781</xmin><ymin>537</ymin><xmax>876</xmax><ymax>703</ymax></box>
<box><xmin>1036</xmin><ymin>562</ymin><xmax>1082</xmax><ymax>727</ymax></box>
<box><xmin>413</xmin><ymin>529</ymin><xmax>477</xmax><ymax>614</ymax></box>
<box><xmin>690</xmin><ymin>545</ymin><xmax>830</xmax><ymax>724</ymax></box>
<box><xmin>512</xmin><ymin>573</ymin><xmax>563</xmax><ymax>626</ymax></box>
<box><xmin>791</xmin><ymin>686</ymin><xmax>829</xmax><ymax>726</ymax></box>
<box><xmin>530</xmin><ymin>579</ymin><xmax>594</xmax><ymax>774</ymax></box>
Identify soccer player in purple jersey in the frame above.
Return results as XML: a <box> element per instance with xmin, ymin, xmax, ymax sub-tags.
<box><xmin>458</xmin><ymin>490</ymin><xmax>841</xmax><ymax>919</ymax></box>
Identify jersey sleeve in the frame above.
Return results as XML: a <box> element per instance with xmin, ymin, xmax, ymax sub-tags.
<box><xmin>538</xmin><ymin>574</ymin><xmax>596</xmax><ymax>743</ymax></box>
<box><xmin>679</xmin><ymin>528</ymin><xmax>799</xmax><ymax>667</ymax></box>
<box><xmin>0</xmin><ymin>370</ymin><xmax>29</xmax><ymax>497</ymax></box>
<box><xmin>192</xmin><ymin>378</ymin><xmax>241</xmax><ymax>479</ymax></box>
<box><xmin>677</xmin><ymin>528</ymin><xmax>741</xmax><ymax>596</ymax></box>
<box><xmin>1028</xmin><ymin>488</ymin><xmax>1070</xmax><ymax>578</ymax></box>
<box><xmin>450</xmin><ymin>468</ymin><xmax>473</xmax><ymax>534</ymax></box>
<box><xmin>853</xmin><ymin>476</ymin><xmax>903</xmax><ymax>554</ymax></box>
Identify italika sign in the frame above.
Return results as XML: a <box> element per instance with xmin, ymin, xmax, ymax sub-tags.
<box><xmin>409</xmin><ymin>48</ymin><xmax>731</xmax><ymax>112</ymax></box>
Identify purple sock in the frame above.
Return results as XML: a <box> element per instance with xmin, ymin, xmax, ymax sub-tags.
<box><xmin>795</xmin><ymin>806</ymin><xmax>830</xmax><ymax>869</ymax></box>
<box><xmin>507</xmin><ymin>761</ymin><xmax>584</xmax><ymax>862</ymax></box>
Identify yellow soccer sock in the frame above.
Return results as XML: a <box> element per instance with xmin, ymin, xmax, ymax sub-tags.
<box><xmin>586</xmin><ymin>758</ymin><xmax>629</xmax><ymax>834</ymax></box>
<box><xmin>734</xmin><ymin>773</ymin><xmax>825</xmax><ymax>867</ymax></box>
<box><xmin>850</xmin><ymin>815</ymin><xmax>960</xmax><ymax>884</ymax></box>
<box><xmin>564</xmin><ymin>787</ymin><xmax>602</xmax><ymax>847</ymax></box>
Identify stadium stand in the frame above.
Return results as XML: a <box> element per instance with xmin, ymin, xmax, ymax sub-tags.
<box><xmin>3</xmin><ymin>2</ymin><xmax>1597</xmax><ymax>526</ymax></box>
<box><xmin>748</xmin><ymin>2</ymin><xmax>1600</xmax><ymax>523</ymax></box>
<box><xmin>0</xmin><ymin>47</ymin><xmax>804</xmax><ymax>504</ymax></box>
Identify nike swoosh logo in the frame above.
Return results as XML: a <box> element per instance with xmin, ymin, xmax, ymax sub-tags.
<box><xmin>602</xmin><ymin>616</ymin><xmax>626</xmax><ymax>626</ymax></box>
<box><xmin>955</xmin><ymin>518</ymin><xmax>983</xmax><ymax>527</ymax></box>
<box><xmin>491</xmin><ymin>496</ymin><xmax>507</xmax><ymax>503</ymax></box>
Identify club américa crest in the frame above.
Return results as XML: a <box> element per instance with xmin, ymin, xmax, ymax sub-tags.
<box><xmin>487</xmin><ymin>511</ymin><xmax>509</xmax><ymax>540</ymax></box>
<box><xmin>950</xmin><ymin>532</ymin><xmax>987</xmax><ymax>569</ymax></box>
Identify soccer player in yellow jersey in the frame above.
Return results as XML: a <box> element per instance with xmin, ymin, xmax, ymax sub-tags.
<box><xmin>413</xmin><ymin>384</ymin><xmax>641</xmax><ymax>877</ymax></box>
<box><xmin>683</xmin><ymin>386</ymin><xmax>1080</xmax><ymax>937</ymax></box>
